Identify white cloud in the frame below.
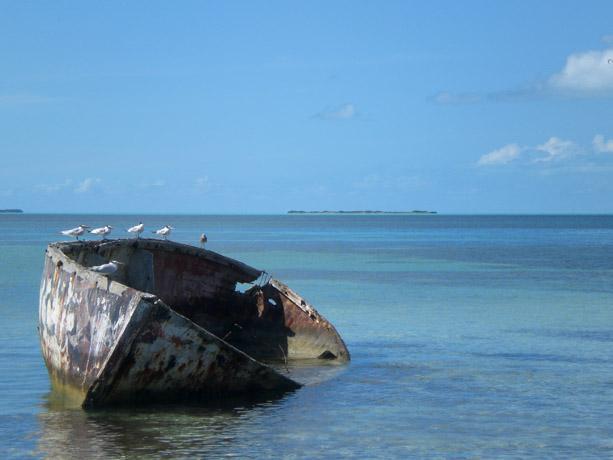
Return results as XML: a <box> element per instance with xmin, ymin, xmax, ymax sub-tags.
<box><xmin>35</xmin><ymin>179</ymin><xmax>73</xmax><ymax>194</ymax></box>
<box><xmin>314</xmin><ymin>103</ymin><xmax>357</xmax><ymax>120</ymax></box>
<box><xmin>74</xmin><ymin>178</ymin><xmax>101</xmax><ymax>193</ymax></box>
<box><xmin>36</xmin><ymin>178</ymin><xmax>103</xmax><ymax>194</ymax></box>
<box><xmin>548</xmin><ymin>48</ymin><xmax>613</xmax><ymax>93</ymax></box>
<box><xmin>593</xmin><ymin>134</ymin><xmax>613</xmax><ymax>153</ymax></box>
<box><xmin>140</xmin><ymin>179</ymin><xmax>166</xmax><ymax>189</ymax></box>
<box><xmin>477</xmin><ymin>144</ymin><xmax>522</xmax><ymax>166</ymax></box>
<box><xmin>436</xmin><ymin>43</ymin><xmax>613</xmax><ymax>103</ymax></box>
<box><xmin>194</xmin><ymin>176</ymin><xmax>211</xmax><ymax>192</ymax></box>
<box><xmin>534</xmin><ymin>137</ymin><xmax>578</xmax><ymax>162</ymax></box>
<box><xmin>478</xmin><ymin>135</ymin><xmax>613</xmax><ymax>170</ymax></box>
<box><xmin>432</xmin><ymin>91</ymin><xmax>481</xmax><ymax>105</ymax></box>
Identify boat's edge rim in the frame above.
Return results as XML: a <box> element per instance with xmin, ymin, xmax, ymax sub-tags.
<box><xmin>269</xmin><ymin>278</ymin><xmax>351</xmax><ymax>362</ymax></box>
<box><xmin>50</xmin><ymin>238</ymin><xmax>263</xmax><ymax>281</ymax></box>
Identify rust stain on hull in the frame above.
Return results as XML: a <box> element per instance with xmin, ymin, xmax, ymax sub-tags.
<box><xmin>39</xmin><ymin>239</ymin><xmax>349</xmax><ymax>409</ymax></box>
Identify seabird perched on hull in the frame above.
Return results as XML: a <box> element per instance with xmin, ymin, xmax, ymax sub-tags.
<box><xmin>200</xmin><ymin>233</ymin><xmax>208</xmax><ymax>248</ymax></box>
<box><xmin>153</xmin><ymin>225</ymin><xmax>173</xmax><ymax>240</ymax></box>
<box><xmin>127</xmin><ymin>222</ymin><xmax>144</xmax><ymax>238</ymax></box>
<box><xmin>88</xmin><ymin>260</ymin><xmax>123</xmax><ymax>275</ymax></box>
<box><xmin>60</xmin><ymin>225</ymin><xmax>89</xmax><ymax>241</ymax></box>
<box><xmin>89</xmin><ymin>225</ymin><xmax>113</xmax><ymax>240</ymax></box>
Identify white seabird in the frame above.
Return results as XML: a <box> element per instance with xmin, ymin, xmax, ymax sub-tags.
<box><xmin>153</xmin><ymin>225</ymin><xmax>173</xmax><ymax>240</ymax></box>
<box><xmin>89</xmin><ymin>260</ymin><xmax>123</xmax><ymax>275</ymax></box>
<box><xmin>60</xmin><ymin>225</ymin><xmax>89</xmax><ymax>240</ymax></box>
<box><xmin>199</xmin><ymin>233</ymin><xmax>208</xmax><ymax>248</ymax></box>
<box><xmin>89</xmin><ymin>225</ymin><xmax>113</xmax><ymax>240</ymax></box>
<box><xmin>127</xmin><ymin>222</ymin><xmax>144</xmax><ymax>238</ymax></box>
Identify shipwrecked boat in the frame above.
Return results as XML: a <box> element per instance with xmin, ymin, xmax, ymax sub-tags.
<box><xmin>39</xmin><ymin>239</ymin><xmax>349</xmax><ymax>408</ymax></box>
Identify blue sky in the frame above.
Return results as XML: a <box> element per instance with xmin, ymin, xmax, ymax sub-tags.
<box><xmin>1</xmin><ymin>1</ymin><xmax>613</xmax><ymax>213</ymax></box>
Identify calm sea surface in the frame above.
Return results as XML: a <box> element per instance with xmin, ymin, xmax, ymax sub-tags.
<box><xmin>1</xmin><ymin>214</ymin><xmax>613</xmax><ymax>458</ymax></box>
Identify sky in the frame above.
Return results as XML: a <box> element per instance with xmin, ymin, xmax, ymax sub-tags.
<box><xmin>1</xmin><ymin>0</ymin><xmax>613</xmax><ymax>214</ymax></box>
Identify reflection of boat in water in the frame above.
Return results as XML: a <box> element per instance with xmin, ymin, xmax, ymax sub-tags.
<box><xmin>37</xmin><ymin>392</ymin><xmax>269</xmax><ymax>459</ymax></box>
<box><xmin>36</xmin><ymin>360</ymin><xmax>348</xmax><ymax>458</ymax></box>
<box><xmin>39</xmin><ymin>239</ymin><xmax>349</xmax><ymax>408</ymax></box>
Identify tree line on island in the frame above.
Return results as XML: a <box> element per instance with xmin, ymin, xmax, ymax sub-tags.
<box><xmin>287</xmin><ymin>210</ymin><xmax>437</xmax><ymax>214</ymax></box>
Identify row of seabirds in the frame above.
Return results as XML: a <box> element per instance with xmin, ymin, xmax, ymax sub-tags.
<box><xmin>60</xmin><ymin>222</ymin><xmax>208</xmax><ymax>246</ymax></box>
<box><xmin>60</xmin><ymin>223</ymin><xmax>209</xmax><ymax>275</ymax></box>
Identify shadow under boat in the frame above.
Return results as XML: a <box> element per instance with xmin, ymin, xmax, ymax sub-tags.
<box><xmin>38</xmin><ymin>238</ymin><xmax>349</xmax><ymax>409</ymax></box>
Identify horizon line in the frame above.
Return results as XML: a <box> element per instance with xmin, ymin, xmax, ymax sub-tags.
<box><xmin>3</xmin><ymin>212</ymin><xmax>613</xmax><ymax>216</ymax></box>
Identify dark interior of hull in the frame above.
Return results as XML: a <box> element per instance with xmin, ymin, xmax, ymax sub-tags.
<box><xmin>60</xmin><ymin>239</ymin><xmax>347</xmax><ymax>363</ymax></box>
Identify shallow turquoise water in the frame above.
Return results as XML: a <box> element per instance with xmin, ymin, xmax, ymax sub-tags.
<box><xmin>1</xmin><ymin>214</ymin><xmax>613</xmax><ymax>458</ymax></box>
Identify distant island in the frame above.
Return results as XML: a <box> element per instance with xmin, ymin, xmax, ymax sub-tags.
<box><xmin>288</xmin><ymin>210</ymin><xmax>437</xmax><ymax>215</ymax></box>
<box><xmin>0</xmin><ymin>209</ymin><xmax>23</xmax><ymax>213</ymax></box>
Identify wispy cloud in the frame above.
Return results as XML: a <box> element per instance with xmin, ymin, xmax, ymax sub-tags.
<box><xmin>36</xmin><ymin>178</ymin><xmax>102</xmax><ymax>194</ymax></box>
<box><xmin>0</xmin><ymin>93</ymin><xmax>59</xmax><ymax>106</ymax></box>
<box><xmin>194</xmin><ymin>176</ymin><xmax>211</xmax><ymax>192</ymax></box>
<box><xmin>478</xmin><ymin>135</ymin><xmax>613</xmax><ymax>171</ymax></box>
<box><xmin>139</xmin><ymin>179</ymin><xmax>166</xmax><ymax>189</ymax></box>
<box><xmin>534</xmin><ymin>137</ymin><xmax>579</xmax><ymax>163</ymax></box>
<box><xmin>74</xmin><ymin>178</ymin><xmax>101</xmax><ymax>193</ymax></box>
<box><xmin>313</xmin><ymin>103</ymin><xmax>357</xmax><ymax>120</ymax></box>
<box><xmin>593</xmin><ymin>134</ymin><xmax>613</xmax><ymax>153</ymax></box>
<box><xmin>477</xmin><ymin>144</ymin><xmax>522</xmax><ymax>166</ymax></box>
<box><xmin>434</xmin><ymin>41</ymin><xmax>613</xmax><ymax>104</ymax></box>
<box><xmin>431</xmin><ymin>91</ymin><xmax>481</xmax><ymax>105</ymax></box>
<box><xmin>35</xmin><ymin>179</ymin><xmax>73</xmax><ymax>194</ymax></box>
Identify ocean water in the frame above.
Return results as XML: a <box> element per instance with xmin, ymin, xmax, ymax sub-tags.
<box><xmin>1</xmin><ymin>214</ymin><xmax>613</xmax><ymax>459</ymax></box>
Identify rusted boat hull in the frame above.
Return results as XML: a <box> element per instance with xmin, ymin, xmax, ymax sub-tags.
<box><xmin>39</xmin><ymin>239</ymin><xmax>349</xmax><ymax>408</ymax></box>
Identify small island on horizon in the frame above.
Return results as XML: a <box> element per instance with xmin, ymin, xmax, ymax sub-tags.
<box><xmin>0</xmin><ymin>209</ymin><xmax>23</xmax><ymax>213</ymax></box>
<box><xmin>288</xmin><ymin>210</ymin><xmax>437</xmax><ymax>215</ymax></box>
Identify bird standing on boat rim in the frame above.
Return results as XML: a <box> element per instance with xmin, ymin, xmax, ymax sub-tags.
<box><xmin>89</xmin><ymin>225</ymin><xmax>113</xmax><ymax>240</ymax></box>
<box><xmin>153</xmin><ymin>225</ymin><xmax>173</xmax><ymax>240</ymax></box>
<box><xmin>127</xmin><ymin>222</ymin><xmax>144</xmax><ymax>238</ymax></box>
<box><xmin>199</xmin><ymin>233</ymin><xmax>208</xmax><ymax>248</ymax></box>
<box><xmin>89</xmin><ymin>260</ymin><xmax>123</xmax><ymax>275</ymax></box>
<box><xmin>60</xmin><ymin>225</ymin><xmax>89</xmax><ymax>240</ymax></box>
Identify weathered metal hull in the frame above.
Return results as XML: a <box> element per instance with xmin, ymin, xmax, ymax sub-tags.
<box><xmin>39</xmin><ymin>239</ymin><xmax>349</xmax><ymax>408</ymax></box>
